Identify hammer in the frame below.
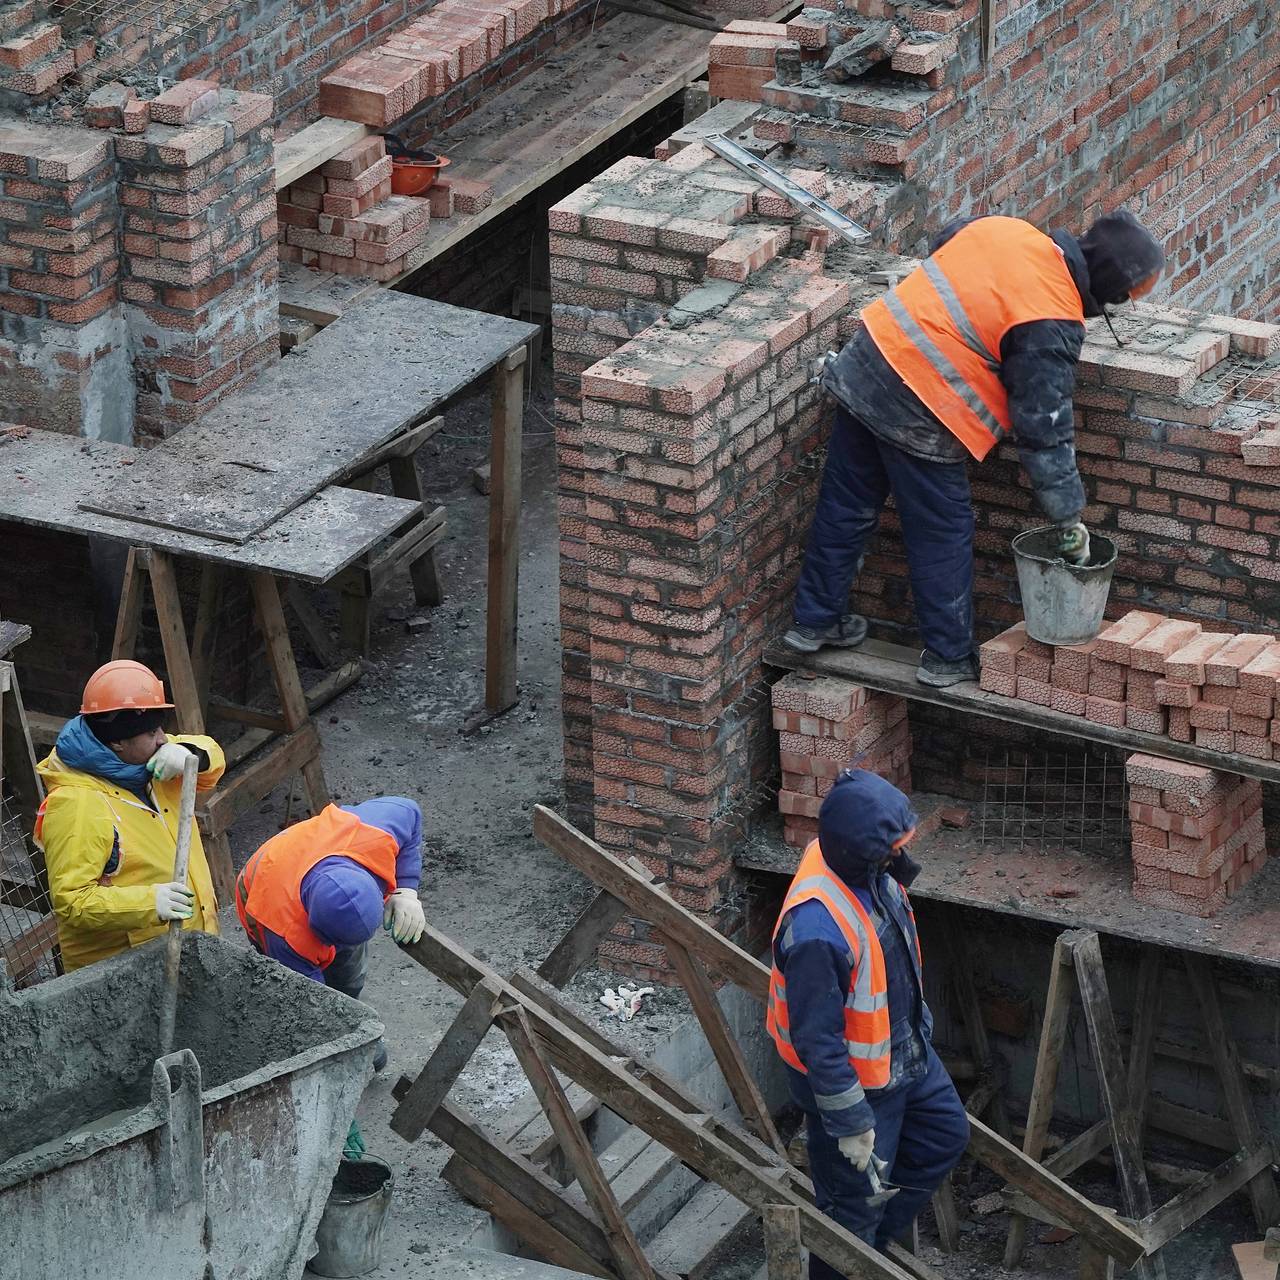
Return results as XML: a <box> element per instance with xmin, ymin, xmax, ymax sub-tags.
<box><xmin>865</xmin><ymin>1153</ymin><xmax>900</xmax><ymax>1208</ymax></box>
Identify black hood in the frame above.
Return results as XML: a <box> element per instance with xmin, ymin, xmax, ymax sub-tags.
<box><xmin>1077</xmin><ymin>209</ymin><xmax>1165</xmax><ymax>310</ymax></box>
<box><xmin>818</xmin><ymin>769</ymin><xmax>920</xmax><ymax>890</ymax></box>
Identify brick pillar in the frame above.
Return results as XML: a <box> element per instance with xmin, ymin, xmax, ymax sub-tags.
<box><xmin>113</xmin><ymin>82</ymin><xmax>278</xmax><ymax>443</ymax></box>
<box><xmin>0</xmin><ymin>122</ymin><xmax>129</xmax><ymax>439</ymax></box>
<box><xmin>1126</xmin><ymin>753</ymin><xmax>1266</xmax><ymax>916</ymax></box>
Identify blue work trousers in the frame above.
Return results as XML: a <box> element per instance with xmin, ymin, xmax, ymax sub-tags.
<box><xmin>793</xmin><ymin>408</ymin><xmax>976</xmax><ymax>662</ymax></box>
<box><xmin>802</xmin><ymin>1046</ymin><xmax>969</xmax><ymax>1274</ymax></box>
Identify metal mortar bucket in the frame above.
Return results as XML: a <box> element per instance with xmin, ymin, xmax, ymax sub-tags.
<box><xmin>310</xmin><ymin>1155</ymin><xmax>395</xmax><ymax>1277</ymax></box>
<box><xmin>1012</xmin><ymin>525</ymin><xmax>1118</xmax><ymax>646</ymax></box>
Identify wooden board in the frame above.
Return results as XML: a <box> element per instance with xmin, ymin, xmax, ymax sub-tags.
<box><xmin>81</xmin><ymin>291</ymin><xmax>537</xmax><ymax>543</ymax></box>
<box><xmin>735</xmin><ymin>816</ymin><xmax>1280</xmax><ymax>974</ymax></box>
<box><xmin>275</xmin><ymin>117</ymin><xmax>371</xmax><ymax>191</ymax></box>
<box><xmin>766</xmin><ymin>639</ymin><xmax>1280</xmax><ymax>787</ymax></box>
<box><xmin>0</xmin><ymin>429</ymin><xmax>418</xmax><ymax>584</ymax></box>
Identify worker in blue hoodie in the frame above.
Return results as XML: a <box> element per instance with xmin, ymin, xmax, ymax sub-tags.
<box><xmin>767</xmin><ymin>770</ymin><xmax>968</xmax><ymax>1264</ymax></box>
<box><xmin>236</xmin><ymin>796</ymin><xmax>426</xmax><ymax>1079</ymax></box>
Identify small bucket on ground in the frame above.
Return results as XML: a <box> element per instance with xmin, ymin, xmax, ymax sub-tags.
<box><xmin>309</xmin><ymin>1156</ymin><xmax>394</xmax><ymax>1278</ymax></box>
<box><xmin>1011</xmin><ymin>525</ymin><xmax>1118</xmax><ymax>647</ymax></box>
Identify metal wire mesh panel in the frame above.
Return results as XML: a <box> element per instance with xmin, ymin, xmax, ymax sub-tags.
<box><xmin>0</xmin><ymin>790</ymin><xmax>59</xmax><ymax>989</ymax></box>
<box><xmin>977</xmin><ymin>745</ymin><xmax>1130</xmax><ymax>861</ymax></box>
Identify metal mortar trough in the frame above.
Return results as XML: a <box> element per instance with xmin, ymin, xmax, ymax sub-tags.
<box><xmin>0</xmin><ymin>931</ymin><xmax>383</xmax><ymax>1280</ymax></box>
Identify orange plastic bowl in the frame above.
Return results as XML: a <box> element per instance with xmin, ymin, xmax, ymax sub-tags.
<box><xmin>390</xmin><ymin>154</ymin><xmax>450</xmax><ymax>196</ymax></box>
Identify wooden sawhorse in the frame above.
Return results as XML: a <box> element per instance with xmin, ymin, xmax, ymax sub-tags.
<box><xmin>112</xmin><ymin>546</ymin><xmax>331</xmax><ymax>903</ymax></box>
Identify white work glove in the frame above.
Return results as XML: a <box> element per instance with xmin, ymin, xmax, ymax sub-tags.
<box><xmin>384</xmin><ymin>887</ymin><xmax>425</xmax><ymax>944</ymax></box>
<box><xmin>838</xmin><ymin>1129</ymin><xmax>876</xmax><ymax>1172</ymax></box>
<box><xmin>155</xmin><ymin>881</ymin><xmax>195</xmax><ymax>922</ymax></box>
<box><xmin>1057</xmin><ymin>521</ymin><xmax>1090</xmax><ymax>566</ymax></box>
<box><xmin>147</xmin><ymin>741</ymin><xmax>191</xmax><ymax>782</ymax></box>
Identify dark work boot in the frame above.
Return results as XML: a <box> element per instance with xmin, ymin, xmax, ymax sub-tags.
<box><xmin>783</xmin><ymin>613</ymin><xmax>869</xmax><ymax>655</ymax></box>
<box><xmin>916</xmin><ymin>650</ymin><xmax>979</xmax><ymax>688</ymax></box>
<box><xmin>372</xmin><ymin>1039</ymin><xmax>388</xmax><ymax>1073</ymax></box>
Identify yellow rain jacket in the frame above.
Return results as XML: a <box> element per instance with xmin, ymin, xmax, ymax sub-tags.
<box><xmin>36</xmin><ymin>733</ymin><xmax>225</xmax><ymax>971</ymax></box>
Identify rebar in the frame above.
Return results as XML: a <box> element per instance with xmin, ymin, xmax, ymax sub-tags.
<box><xmin>0</xmin><ymin>791</ymin><xmax>58</xmax><ymax>988</ymax></box>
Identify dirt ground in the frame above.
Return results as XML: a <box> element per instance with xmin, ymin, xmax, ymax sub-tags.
<box><xmin>221</xmin><ymin>359</ymin><xmax>1251</xmax><ymax>1280</ymax></box>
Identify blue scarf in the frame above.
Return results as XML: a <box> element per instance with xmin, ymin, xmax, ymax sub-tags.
<box><xmin>54</xmin><ymin>715</ymin><xmax>152</xmax><ymax>802</ymax></box>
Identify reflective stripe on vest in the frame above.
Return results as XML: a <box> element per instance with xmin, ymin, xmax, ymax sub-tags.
<box><xmin>235</xmin><ymin>804</ymin><xmax>397</xmax><ymax>969</ymax></box>
<box><xmin>766</xmin><ymin>840</ymin><xmax>921</xmax><ymax>1089</ymax></box>
<box><xmin>861</xmin><ymin>216</ymin><xmax>1085</xmax><ymax>462</ymax></box>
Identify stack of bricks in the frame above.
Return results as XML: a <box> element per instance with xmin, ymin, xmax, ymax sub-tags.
<box><xmin>1126</xmin><ymin>753</ymin><xmax>1266</xmax><ymax>917</ymax></box>
<box><xmin>980</xmin><ymin>612</ymin><xmax>1280</xmax><ymax>761</ymax></box>
<box><xmin>0</xmin><ymin>0</ymin><xmax>94</xmax><ymax>101</ymax></box>
<box><xmin>277</xmin><ymin>136</ymin><xmax>431</xmax><ymax>282</ymax></box>
<box><xmin>772</xmin><ymin>673</ymin><xmax>912</xmax><ymax>849</ymax></box>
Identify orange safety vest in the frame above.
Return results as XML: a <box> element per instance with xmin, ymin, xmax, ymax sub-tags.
<box><xmin>861</xmin><ymin>216</ymin><xmax>1085</xmax><ymax>461</ymax></box>
<box><xmin>235</xmin><ymin>804</ymin><xmax>398</xmax><ymax>969</ymax></box>
<box><xmin>766</xmin><ymin>840</ymin><xmax>921</xmax><ymax>1090</ymax></box>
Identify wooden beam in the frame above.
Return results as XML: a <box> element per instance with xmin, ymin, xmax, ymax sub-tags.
<box><xmin>967</xmin><ymin>1117</ymin><xmax>1147</xmax><ymax>1267</ymax></box>
<box><xmin>189</xmin><ymin>562</ymin><xmax>222</xmax><ymax>721</ymax></box>
<box><xmin>763</xmin><ymin>1204</ymin><xmax>805</xmax><ymax>1280</ymax></box>
<box><xmin>537</xmin><ymin>888</ymin><xmax>629</xmax><ymax>987</ymax></box>
<box><xmin>111</xmin><ymin>546</ymin><xmax>147</xmax><ymax>660</ymax></box>
<box><xmin>1128</xmin><ymin>948</ymin><xmax>1163</xmax><ymax>1134</ymax></box>
<box><xmin>391</xmin><ymin>977</ymin><xmax>502</xmax><ymax>1141</ymax></box>
<box><xmin>1184</xmin><ymin>952</ymin><xmax>1280</xmax><ymax>1230</ymax></box>
<box><xmin>284</xmin><ymin>581</ymin><xmax>340</xmax><ymax>670</ymax></box>
<box><xmin>1070</xmin><ymin>932</ymin><xmax>1163</xmax><ymax>1280</ymax></box>
<box><xmin>485</xmin><ymin>345</ymin><xmax>526</xmax><ymax>714</ymax></box>
<box><xmin>147</xmin><ymin>550</ymin><xmax>207</xmax><ymax>736</ymax></box>
<box><xmin>275</xmin><ymin>117</ymin><xmax>371</xmax><ymax>190</ymax></box>
<box><xmin>533</xmin><ymin>805</ymin><xmax>770</xmax><ymax>1001</ymax></box>
<box><xmin>1138</xmin><ymin>1142</ymin><xmax>1275</xmax><ymax>1252</ymax></box>
<box><xmin>505</xmin><ymin>1006</ymin><xmax>657</xmax><ymax>1280</ymax></box>
<box><xmin>1079</xmin><ymin>1243</ymin><xmax>1116</xmax><ymax>1280</ymax></box>
<box><xmin>198</xmin><ymin>721</ymin><xmax>322</xmax><ymax>835</ymax></box>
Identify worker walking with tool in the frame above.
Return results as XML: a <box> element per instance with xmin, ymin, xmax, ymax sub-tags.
<box><xmin>36</xmin><ymin>659</ymin><xmax>225</xmax><ymax>972</ymax></box>
<box><xmin>235</xmin><ymin>796</ymin><xmax>427</xmax><ymax>1076</ymax></box>
<box><xmin>767</xmin><ymin>769</ymin><xmax>968</xmax><ymax>1266</ymax></box>
<box><xmin>786</xmin><ymin>210</ymin><xmax>1165</xmax><ymax>686</ymax></box>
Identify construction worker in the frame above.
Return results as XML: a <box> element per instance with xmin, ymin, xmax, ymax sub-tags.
<box><xmin>235</xmin><ymin>796</ymin><xmax>426</xmax><ymax>1076</ymax></box>
<box><xmin>36</xmin><ymin>659</ymin><xmax>225</xmax><ymax>972</ymax></box>
<box><xmin>786</xmin><ymin>210</ymin><xmax>1166</xmax><ymax>686</ymax></box>
<box><xmin>767</xmin><ymin>769</ymin><xmax>968</xmax><ymax>1266</ymax></box>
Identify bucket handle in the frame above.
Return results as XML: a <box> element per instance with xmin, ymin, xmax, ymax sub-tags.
<box><xmin>152</xmin><ymin>1048</ymin><xmax>205</xmax><ymax>1212</ymax></box>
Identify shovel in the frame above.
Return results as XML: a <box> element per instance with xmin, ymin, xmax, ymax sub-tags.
<box><xmin>157</xmin><ymin>753</ymin><xmax>200</xmax><ymax>1057</ymax></box>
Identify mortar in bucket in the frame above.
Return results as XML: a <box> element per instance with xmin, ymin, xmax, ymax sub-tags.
<box><xmin>310</xmin><ymin>1155</ymin><xmax>394</xmax><ymax>1277</ymax></box>
<box><xmin>1012</xmin><ymin>525</ymin><xmax>1118</xmax><ymax>646</ymax></box>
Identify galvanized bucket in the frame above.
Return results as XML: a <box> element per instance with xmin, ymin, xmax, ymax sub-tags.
<box><xmin>1011</xmin><ymin>525</ymin><xmax>1118</xmax><ymax>646</ymax></box>
<box><xmin>310</xmin><ymin>1155</ymin><xmax>395</xmax><ymax>1277</ymax></box>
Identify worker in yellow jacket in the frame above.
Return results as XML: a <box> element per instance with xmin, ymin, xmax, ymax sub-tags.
<box><xmin>36</xmin><ymin>659</ymin><xmax>225</xmax><ymax>972</ymax></box>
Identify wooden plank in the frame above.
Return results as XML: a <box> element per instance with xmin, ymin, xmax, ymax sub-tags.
<box><xmin>189</xmin><ymin>562</ymin><xmax>222</xmax><ymax>720</ymax></box>
<box><xmin>1128</xmin><ymin>948</ymin><xmax>1163</xmax><ymax>1133</ymax></box>
<box><xmin>1184</xmin><ymin>952</ymin><xmax>1280</xmax><ymax>1230</ymax></box>
<box><xmin>763</xmin><ymin>1204</ymin><xmax>805</xmax><ymax>1280</ymax></box>
<box><xmin>662</xmin><ymin>933</ymin><xmax>786</xmax><ymax>1156</ymax></box>
<box><xmin>404</xmin><ymin>925</ymin><xmax>918</xmax><ymax>1280</ymax></box>
<box><xmin>485</xmin><ymin>345</ymin><xmax>526</xmax><ymax>714</ymax></box>
<box><xmin>285</xmin><ymin>581</ymin><xmax>339</xmax><ymax>669</ymax></box>
<box><xmin>391</xmin><ymin>977</ymin><xmax>502</xmax><ymax>1141</ymax></box>
<box><xmin>111</xmin><ymin>545</ymin><xmax>147</xmax><ymax>660</ymax></box>
<box><xmin>966</xmin><ymin>1117</ymin><xmax>1147</xmax><ymax>1267</ymax></box>
<box><xmin>931</xmin><ymin>1178</ymin><xmax>961</xmax><ymax>1254</ymax></box>
<box><xmin>198</xmin><ymin>721</ymin><xmax>322</xmax><ymax>834</ymax></box>
<box><xmin>766</xmin><ymin>640</ymin><xmax>1280</xmax><ymax>787</ymax></box>
<box><xmin>1236</xmin><ymin>1240</ymin><xmax>1280</xmax><ymax>1280</ymax></box>
<box><xmin>504</xmin><ymin>1006</ymin><xmax>657</xmax><ymax>1280</ymax></box>
<box><xmin>1004</xmin><ymin>932</ymin><xmax>1076</xmax><ymax>1269</ymax></box>
<box><xmin>645</xmin><ymin>1180</ymin><xmax>756</xmax><ymax>1280</ymax></box>
<box><xmin>1079</xmin><ymin>1243</ymin><xmax>1116</xmax><ymax>1280</ymax></box>
<box><xmin>1138</xmin><ymin>1142</ymin><xmax>1275</xmax><ymax>1252</ymax></box>
<box><xmin>1070</xmin><ymin>932</ymin><xmax>1163</xmax><ymax>1280</ymax></box>
<box><xmin>82</xmin><ymin>294</ymin><xmax>537</xmax><ymax>544</ymax></box>
<box><xmin>342</xmin><ymin>415</ymin><xmax>445</xmax><ymax>475</ymax></box>
<box><xmin>532</xmin><ymin>805</ymin><xmax>770</xmax><ymax>1001</ymax></box>
<box><xmin>537</xmin><ymin>888</ymin><xmax>629</xmax><ymax>988</ymax></box>
<box><xmin>147</xmin><ymin>550</ymin><xmax>206</xmax><ymax>736</ymax></box>
<box><xmin>1</xmin><ymin>914</ymin><xmax>57</xmax><ymax>984</ymax></box>
<box><xmin>2</xmin><ymin>662</ymin><xmax>44</xmax><ymax>828</ymax></box>
<box><xmin>0</xmin><ymin>429</ymin><xmax>420</xmax><ymax>584</ymax></box>
<box><xmin>275</xmin><ymin>117</ymin><xmax>370</xmax><ymax>190</ymax></box>
<box><xmin>1148</xmin><ymin>1098</ymin><xmax>1237</xmax><ymax>1153</ymax></box>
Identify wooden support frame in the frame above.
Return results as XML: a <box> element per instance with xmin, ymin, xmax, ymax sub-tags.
<box><xmin>763</xmin><ymin>1204</ymin><xmax>805</xmax><ymax>1280</ymax></box>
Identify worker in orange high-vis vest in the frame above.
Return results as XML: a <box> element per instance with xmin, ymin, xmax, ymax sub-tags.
<box><xmin>767</xmin><ymin>769</ymin><xmax>968</xmax><ymax>1266</ymax></box>
<box><xmin>236</xmin><ymin>797</ymin><xmax>426</xmax><ymax>1082</ymax></box>
<box><xmin>786</xmin><ymin>210</ymin><xmax>1165</xmax><ymax>687</ymax></box>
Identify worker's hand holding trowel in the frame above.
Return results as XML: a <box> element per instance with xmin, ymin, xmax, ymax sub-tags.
<box><xmin>838</xmin><ymin>1128</ymin><xmax>876</xmax><ymax>1171</ymax></box>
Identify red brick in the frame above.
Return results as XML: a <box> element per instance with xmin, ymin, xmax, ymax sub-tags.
<box><xmin>771</xmin><ymin>673</ymin><xmax>809</xmax><ymax>711</ymax></box>
<box><xmin>1235</xmin><ymin>734</ymin><xmax>1272</xmax><ymax>760</ymax></box>
<box><xmin>1094</xmin><ymin>610</ymin><xmax>1164</xmax><ymax>664</ymax></box>
<box><xmin>978</xmin><ymin>667</ymin><xmax>1017</xmax><ymax>697</ymax></box>
<box><xmin>320</xmin><ymin>134</ymin><xmax>387</xmax><ymax>180</ymax></box>
<box><xmin>1164</xmin><ymin>632</ymin><xmax>1231</xmax><ymax>684</ymax></box>
<box><xmin>1129</xmin><ymin>618</ymin><xmax>1202</xmax><ymax>673</ymax></box>
<box><xmin>324</xmin><ymin>153</ymin><xmax>393</xmax><ymax>198</ymax></box>
<box><xmin>1239</xmin><ymin>644</ymin><xmax>1280</xmax><ymax>698</ymax></box>
<box><xmin>149</xmin><ymin>79</ymin><xmax>221</xmax><ymax>125</ymax></box>
<box><xmin>779</xmin><ymin>788</ymin><xmax>822</xmax><ymax>819</ymax></box>
<box><xmin>1205</xmin><ymin>633</ymin><xmax>1273</xmax><ymax>686</ymax></box>
<box><xmin>1124</xmin><ymin>753</ymin><xmax>1219</xmax><ymax>796</ymax></box>
<box><xmin>1189</xmin><ymin>702</ymin><xmax>1230</xmax><ymax>731</ymax></box>
<box><xmin>1153</xmin><ymin>679</ymin><xmax>1198</xmax><ymax>708</ymax></box>
<box><xmin>1085</xmin><ymin>695</ymin><xmax>1125</xmax><ymax>727</ymax></box>
<box><xmin>446</xmin><ymin>177</ymin><xmax>493</xmax><ymax>213</ymax></box>
<box><xmin>1194</xmin><ymin>729</ymin><xmax>1235</xmax><ymax>752</ymax></box>
<box><xmin>1015</xmin><ymin>650</ymin><xmax>1052</xmax><ymax>681</ymax></box>
<box><xmin>427</xmin><ymin>182</ymin><xmax>454</xmax><ymax>219</ymax></box>
<box><xmin>1126</xmin><ymin>707</ymin><xmax>1166</xmax><ymax>734</ymax></box>
<box><xmin>1231</xmin><ymin>712</ymin><xmax>1270</xmax><ymax>737</ymax></box>
<box><xmin>803</xmin><ymin>677</ymin><xmax>868</xmax><ymax>720</ymax></box>
<box><xmin>1050</xmin><ymin>638</ymin><xmax>1097</xmax><ymax>677</ymax></box>
<box><xmin>1050</xmin><ymin>664</ymin><xmax>1090</xmax><ymax>695</ymax></box>
<box><xmin>0</xmin><ymin>21</ymin><xmax>61</xmax><ymax>70</ymax></box>
<box><xmin>1016</xmin><ymin>676</ymin><xmax>1052</xmax><ymax>706</ymax></box>
<box><xmin>1049</xmin><ymin>687</ymin><xmax>1087</xmax><ymax>715</ymax></box>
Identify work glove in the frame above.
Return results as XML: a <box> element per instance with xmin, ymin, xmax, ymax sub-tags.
<box><xmin>384</xmin><ymin>887</ymin><xmax>426</xmax><ymax>944</ymax></box>
<box><xmin>838</xmin><ymin>1128</ymin><xmax>876</xmax><ymax>1172</ymax></box>
<box><xmin>155</xmin><ymin>881</ymin><xmax>195</xmax><ymax>922</ymax></box>
<box><xmin>147</xmin><ymin>741</ymin><xmax>191</xmax><ymax>782</ymax></box>
<box><xmin>1056</xmin><ymin>521</ymin><xmax>1091</xmax><ymax>566</ymax></box>
<box><xmin>343</xmin><ymin>1120</ymin><xmax>366</xmax><ymax>1161</ymax></box>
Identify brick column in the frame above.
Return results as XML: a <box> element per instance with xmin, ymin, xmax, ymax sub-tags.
<box><xmin>113</xmin><ymin>82</ymin><xmax>277</xmax><ymax>442</ymax></box>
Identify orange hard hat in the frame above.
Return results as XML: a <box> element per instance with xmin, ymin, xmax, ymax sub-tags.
<box><xmin>80</xmin><ymin>660</ymin><xmax>174</xmax><ymax>715</ymax></box>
